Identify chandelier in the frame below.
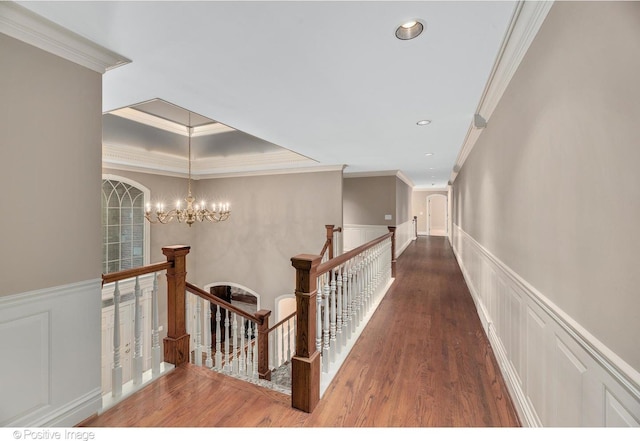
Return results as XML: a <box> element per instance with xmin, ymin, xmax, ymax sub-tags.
<box><xmin>145</xmin><ymin>112</ymin><xmax>231</xmax><ymax>227</ymax></box>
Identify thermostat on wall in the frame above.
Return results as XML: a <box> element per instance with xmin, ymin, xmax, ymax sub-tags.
<box><xmin>385</xmin><ymin>214</ymin><xmax>392</xmax><ymax>220</ymax></box>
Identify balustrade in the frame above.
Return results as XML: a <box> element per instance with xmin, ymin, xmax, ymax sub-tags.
<box><xmin>290</xmin><ymin>226</ymin><xmax>396</xmax><ymax>412</ymax></box>
<box><xmin>100</xmin><ymin>224</ymin><xmax>394</xmax><ymax>415</ymax></box>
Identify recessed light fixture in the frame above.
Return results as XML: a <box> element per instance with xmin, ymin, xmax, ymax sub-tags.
<box><xmin>416</xmin><ymin>119</ymin><xmax>431</xmax><ymax>126</ymax></box>
<box><xmin>396</xmin><ymin>19</ymin><xmax>424</xmax><ymax>40</ymax></box>
<box><xmin>425</xmin><ymin>153</ymin><xmax>434</xmax><ymax>156</ymax></box>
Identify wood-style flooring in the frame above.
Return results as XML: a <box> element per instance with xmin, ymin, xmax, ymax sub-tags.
<box><xmin>81</xmin><ymin>236</ymin><xmax>520</xmax><ymax>428</ymax></box>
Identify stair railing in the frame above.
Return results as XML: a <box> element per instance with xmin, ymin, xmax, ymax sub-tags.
<box><xmin>102</xmin><ymin>259</ymin><xmax>174</xmax><ymax>402</ymax></box>
<box><xmin>290</xmin><ymin>226</ymin><xmax>396</xmax><ymax>412</ymax></box>
<box><xmin>185</xmin><ymin>282</ymin><xmax>272</xmax><ymax>380</ymax></box>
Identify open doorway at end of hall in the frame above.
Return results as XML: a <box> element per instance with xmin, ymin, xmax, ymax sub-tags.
<box><xmin>426</xmin><ymin>194</ymin><xmax>448</xmax><ymax>236</ymax></box>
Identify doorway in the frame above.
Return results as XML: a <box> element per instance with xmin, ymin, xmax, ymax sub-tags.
<box><xmin>426</xmin><ymin>194</ymin><xmax>448</xmax><ymax>236</ymax></box>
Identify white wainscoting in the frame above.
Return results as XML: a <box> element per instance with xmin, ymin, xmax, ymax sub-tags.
<box><xmin>0</xmin><ymin>279</ymin><xmax>103</xmax><ymax>427</ymax></box>
<box><xmin>451</xmin><ymin>224</ymin><xmax>640</xmax><ymax>427</ymax></box>
<box><xmin>343</xmin><ymin>220</ymin><xmax>414</xmax><ymax>257</ymax></box>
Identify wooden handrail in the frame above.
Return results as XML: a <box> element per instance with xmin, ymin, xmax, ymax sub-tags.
<box><xmin>320</xmin><ymin>225</ymin><xmax>342</xmax><ymax>259</ymax></box>
<box><xmin>267</xmin><ymin>310</ymin><xmax>296</xmax><ymax>333</ymax></box>
<box><xmin>185</xmin><ymin>282</ymin><xmax>265</xmax><ymax>325</ymax></box>
<box><xmin>102</xmin><ymin>261</ymin><xmax>173</xmax><ymax>285</ymax></box>
<box><xmin>316</xmin><ymin>231</ymin><xmax>393</xmax><ymax>277</ymax></box>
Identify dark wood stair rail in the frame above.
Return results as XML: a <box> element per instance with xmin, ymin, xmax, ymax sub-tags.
<box><xmin>101</xmin><ymin>245</ymin><xmax>190</xmax><ymax>366</ymax></box>
<box><xmin>290</xmin><ymin>226</ymin><xmax>396</xmax><ymax>413</ymax></box>
<box><xmin>319</xmin><ymin>224</ymin><xmax>342</xmax><ymax>260</ymax></box>
<box><xmin>185</xmin><ymin>282</ymin><xmax>272</xmax><ymax>380</ymax></box>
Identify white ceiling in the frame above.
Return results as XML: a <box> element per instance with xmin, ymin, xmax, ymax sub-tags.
<box><xmin>15</xmin><ymin>0</ymin><xmax>521</xmax><ymax>188</ymax></box>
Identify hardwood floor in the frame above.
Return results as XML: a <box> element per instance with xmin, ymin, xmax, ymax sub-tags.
<box><xmin>81</xmin><ymin>236</ymin><xmax>520</xmax><ymax>428</ymax></box>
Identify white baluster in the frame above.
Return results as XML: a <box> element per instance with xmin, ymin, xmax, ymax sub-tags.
<box><xmin>252</xmin><ymin>323</ymin><xmax>258</xmax><ymax>379</ymax></box>
<box><xmin>342</xmin><ymin>266</ymin><xmax>349</xmax><ymax>344</ymax></box>
<box><xmin>281</xmin><ymin>319</ymin><xmax>285</xmax><ymax>367</ymax></box>
<box><xmin>133</xmin><ymin>276</ymin><xmax>143</xmax><ymax>385</ymax></box>
<box><xmin>322</xmin><ymin>275</ymin><xmax>330</xmax><ymax>372</ymax></box>
<box><xmin>286</xmin><ymin>318</ymin><xmax>292</xmax><ymax>362</ymax></box>
<box><xmin>247</xmin><ymin>322</ymin><xmax>254</xmax><ymax>378</ymax></box>
<box><xmin>336</xmin><ymin>266</ymin><xmax>343</xmax><ymax>352</ymax></box>
<box><xmin>151</xmin><ymin>273</ymin><xmax>161</xmax><ymax>377</ymax></box>
<box><xmin>347</xmin><ymin>263</ymin><xmax>355</xmax><ymax>336</ymax></box>
<box><xmin>231</xmin><ymin>313</ymin><xmax>238</xmax><ymax>374</ymax></box>
<box><xmin>239</xmin><ymin>316</ymin><xmax>246</xmax><ymax>376</ymax></box>
<box><xmin>112</xmin><ymin>281</ymin><xmax>122</xmax><ymax>398</ymax></box>
<box><xmin>329</xmin><ymin>269</ymin><xmax>337</xmax><ymax>363</ymax></box>
<box><xmin>205</xmin><ymin>299</ymin><xmax>213</xmax><ymax>368</ymax></box>
<box><xmin>224</xmin><ymin>309</ymin><xmax>231</xmax><ymax>373</ymax></box>
<box><xmin>315</xmin><ymin>275</ymin><xmax>323</xmax><ymax>356</ymax></box>
<box><xmin>194</xmin><ymin>297</ymin><xmax>202</xmax><ymax>366</ymax></box>
<box><xmin>215</xmin><ymin>305</ymin><xmax>222</xmax><ymax>370</ymax></box>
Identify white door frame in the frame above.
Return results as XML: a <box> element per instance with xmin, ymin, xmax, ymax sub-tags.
<box><xmin>426</xmin><ymin>194</ymin><xmax>448</xmax><ymax>236</ymax></box>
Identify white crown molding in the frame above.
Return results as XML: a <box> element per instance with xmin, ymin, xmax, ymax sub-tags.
<box><xmin>0</xmin><ymin>1</ymin><xmax>130</xmax><ymax>74</ymax></box>
<box><xmin>102</xmin><ymin>143</ymin><xmax>187</xmax><ymax>176</ymax></box>
<box><xmin>449</xmin><ymin>0</ymin><xmax>554</xmax><ymax>184</ymax></box>
<box><xmin>103</xmin><ymin>143</ymin><xmax>338</xmax><ymax>179</ymax></box>
<box><xmin>197</xmin><ymin>164</ymin><xmax>346</xmax><ymax>180</ymax></box>
<box><xmin>108</xmin><ymin>107</ymin><xmax>235</xmax><ymax>137</ymax></box>
<box><xmin>344</xmin><ymin>169</ymin><xmax>415</xmax><ymax>188</ymax></box>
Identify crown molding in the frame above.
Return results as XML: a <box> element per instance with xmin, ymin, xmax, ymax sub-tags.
<box><xmin>344</xmin><ymin>170</ymin><xmax>415</xmax><ymax>188</ymax></box>
<box><xmin>0</xmin><ymin>1</ymin><xmax>130</xmax><ymax>73</ymax></box>
<box><xmin>450</xmin><ymin>0</ymin><xmax>554</xmax><ymax>184</ymax></box>
<box><xmin>197</xmin><ymin>164</ymin><xmax>346</xmax><ymax>180</ymax></box>
<box><xmin>102</xmin><ymin>143</ymin><xmax>330</xmax><ymax>178</ymax></box>
<box><xmin>108</xmin><ymin>107</ymin><xmax>235</xmax><ymax>137</ymax></box>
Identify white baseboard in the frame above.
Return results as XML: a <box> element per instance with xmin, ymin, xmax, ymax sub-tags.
<box><xmin>452</xmin><ymin>224</ymin><xmax>640</xmax><ymax>427</ymax></box>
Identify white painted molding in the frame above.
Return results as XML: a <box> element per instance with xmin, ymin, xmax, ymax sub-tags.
<box><xmin>344</xmin><ymin>169</ymin><xmax>415</xmax><ymax>188</ymax></box>
<box><xmin>452</xmin><ymin>223</ymin><xmax>640</xmax><ymax>427</ymax></box>
<box><xmin>0</xmin><ymin>1</ymin><xmax>130</xmax><ymax>73</ymax></box>
<box><xmin>108</xmin><ymin>107</ymin><xmax>235</xmax><ymax>137</ymax></box>
<box><xmin>103</xmin><ymin>143</ymin><xmax>331</xmax><ymax>178</ymax></box>
<box><xmin>0</xmin><ymin>279</ymin><xmax>103</xmax><ymax>427</ymax></box>
<box><xmin>449</xmin><ymin>0</ymin><xmax>554</xmax><ymax>184</ymax></box>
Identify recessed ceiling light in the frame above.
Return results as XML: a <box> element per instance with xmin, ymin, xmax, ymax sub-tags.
<box><xmin>396</xmin><ymin>20</ymin><xmax>424</xmax><ymax>40</ymax></box>
<box><xmin>417</xmin><ymin>119</ymin><xmax>431</xmax><ymax>126</ymax></box>
<box><xmin>425</xmin><ymin>153</ymin><xmax>434</xmax><ymax>156</ymax></box>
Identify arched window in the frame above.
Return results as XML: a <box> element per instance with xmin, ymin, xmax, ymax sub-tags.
<box><xmin>101</xmin><ymin>176</ymin><xmax>150</xmax><ymax>274</ymax></box>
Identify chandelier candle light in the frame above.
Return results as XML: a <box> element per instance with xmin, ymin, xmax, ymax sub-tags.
<box><xmin>144</xmin><ymin>112</ymin><xmax>231</xmax><ymax>227</ymax></box>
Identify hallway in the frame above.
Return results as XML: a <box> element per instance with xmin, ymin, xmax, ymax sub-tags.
<box><xmin>81</xmin><ymin>236</ymin><xmax>520</xmax><ymax>427</ymax></box>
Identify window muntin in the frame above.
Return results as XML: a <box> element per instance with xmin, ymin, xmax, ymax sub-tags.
<box><xmin>102</xmin><ymin>179</ymin><xmax>146</xmax><ymax>274</ymax></box>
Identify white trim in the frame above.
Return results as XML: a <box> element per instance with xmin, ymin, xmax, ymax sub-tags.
<box><xmin>343</xmin><ymin>169</ymin><xmax>415</xmax><ymax>188</ymax></box>
<box><xmin>108</xmin><ymin>107</ymin><xmax>235</xmax><ymax>137</ymax></box>
<box><xmin>452</xmin><ymin>224</ymin><xmax>640</xmax><ymax>427</ymax></box>
<box><xmin>450</xmin><ymin>0</ymin><xmax>554</xmax><ymax>184</ymax></box>
<box><xmin>102</xmin><ymin>143</ymin><xmax>339</xmax><ymax>178</ymax></box>
<box><xmin>0</xmin><ymin>1</ymin><xmax>130</xmax><ymax>73</ymax></box>
<box><xmin>0</xmin><ymin>279</ymin><xmax>103</xmax><ymax>427</ymax></box>
<box><xmin>101</xmin><ymin>174</ymin><xmax>151</xmax><ymax>268</ymax></box>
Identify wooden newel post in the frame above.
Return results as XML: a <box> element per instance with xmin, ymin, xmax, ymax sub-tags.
<box><xmin>325</xmin><ymin>225</ymin><xmax>335</xmax><ymax>259</ymax></box>
<box><xmin>255</xmin><ymin>309</ymin><xmax>272</xmax><ymax>381</ymax></box>
<box><xmin>387</xmin><ymin>226</ymin><xmax>397</xmax><ymax>278</ymax></box>
<box><xmin>162</xmin><ymin>245</ymin><xmax>191</xmax><ymax>366</ymax></box>
<box><xmin>290</xmin><ymin>253</ymin><xmax>322</xmax><ymax>413</ymax></box>
<box><xmin>413</xmin><ymin>215</ymin><xmax>418</xmax><ymax>239</ymax></box>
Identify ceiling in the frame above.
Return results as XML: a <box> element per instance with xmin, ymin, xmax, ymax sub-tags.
<box><xmin>15</xmin><ymin>1</ymin><xmax>521</xmax><ymax>188</ymax></box>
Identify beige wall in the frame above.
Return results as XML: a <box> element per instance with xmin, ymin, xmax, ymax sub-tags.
<box><xmin>1</xmin><ymin>34</ymin><xmax>102</xmax><ymax>296</ymax></box>
<box><xmin>412</xmin><ymin>190</ymin><xmax>448</xmax><ymax>234</ymax></box>
<box><xmin>343</xmin><ymin>175</ymin><xmax>397</xmax><ymax>225</ymax></box>
<box><xmin>102</xmin><ymin>168</ymin><xmax>343</xmax><ymax>315</ymax></box>
<box><xmin>395</xmin><ymin>177</ymin><xmax>412</xmax><ymax>225</ymax></box>
<box><xmin>453</xmin><ymin>1</ymin><xmax>640</xmax><ymax>372</ymax></box>
<box><xmin>193</xmin><ymin>170</ymin><xmax>343</xmax><ymax>313</ymax></box>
